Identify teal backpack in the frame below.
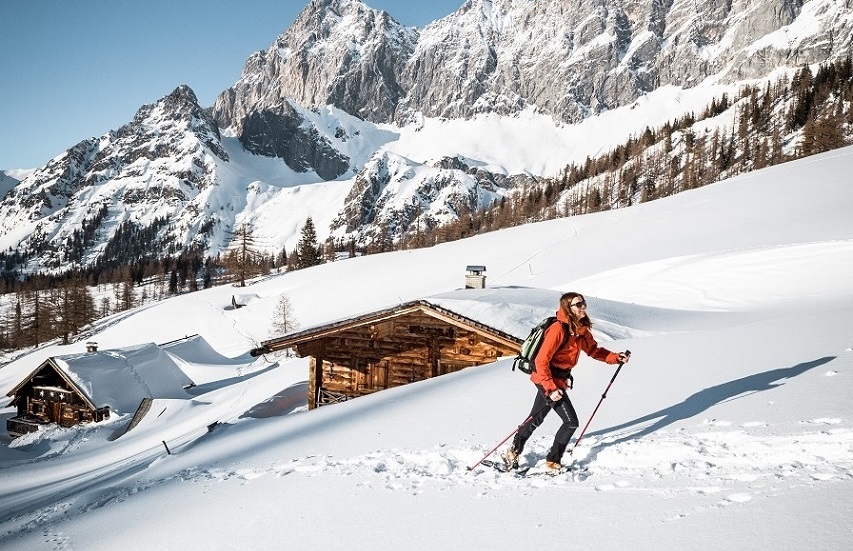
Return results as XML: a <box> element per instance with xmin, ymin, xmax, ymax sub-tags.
<box><xmin>511</xmin><ymin>317</ymin><xmax>569</xmax><ymax>374</ymax></box>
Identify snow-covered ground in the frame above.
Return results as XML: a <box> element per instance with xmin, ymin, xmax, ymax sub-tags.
<box><xmin>0</xmin><ymin>146</ymin><xmax>852</xmax><ymax>550</ymax></box>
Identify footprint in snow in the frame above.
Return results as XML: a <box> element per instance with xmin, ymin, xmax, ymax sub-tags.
<box><xmin>806</xmin><ymin>418</ymin><xmax>842</xmax><ymax>425</ymax></box>
<box><xmin>724</xmin><ymin>493</ymin><xmax>752</xmax><ymax>504</ymax></box>
<box><xmin>726</xmin><ymin>473</ymin><xmax>759</xmax><ymax>482</ymax></box>
<box><xmin>235</xmin><ymin>469</ymin><xmax>266</xmax><ymax>481</ymax></box>
<box><xmin>703</xmin><ymin>418</ymin><xmax>732</xmax><ymax>427</ymax></box>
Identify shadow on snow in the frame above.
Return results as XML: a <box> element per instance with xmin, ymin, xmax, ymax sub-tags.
<box><xmin>240</xmin><ymin>382</ymin><xmax>309</xmax><ymax>419</ymax></box>
<box><xmin>586</xmin><ymin>356</ymin><xmax>836</xmax><ymax>452</ymax></box>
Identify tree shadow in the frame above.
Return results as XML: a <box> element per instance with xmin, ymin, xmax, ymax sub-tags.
<box><xmin>583</xmin><ymin>356</ymin><xmax>836</xmax><ymax>457</ymax></box>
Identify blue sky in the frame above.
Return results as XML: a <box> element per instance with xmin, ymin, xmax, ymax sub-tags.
<box><xmin>0</xmin><ymin>0</ymin><xmax>464</xmax><ymax>170</ymax></box>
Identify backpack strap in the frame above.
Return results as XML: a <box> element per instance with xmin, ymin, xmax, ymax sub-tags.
<box><xmin>557</xmin><ymin>321</ymin><xmax>571</xmax><ymax>349</ymax></box>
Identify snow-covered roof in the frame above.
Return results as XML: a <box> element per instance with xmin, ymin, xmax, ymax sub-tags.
<box><xmin>46</xmin><ymin>341</ymin><xmax>195</xmax><ymax>415</ymax></box>
<box><xmin>422</xmin><ymin>286</ymin><xmax>560</xmax><ymax>339</ymax></box>
<box><xmin>257</xmin><ymin>286</ymin><xmax>561</xmax><ymax>354</ymax></box>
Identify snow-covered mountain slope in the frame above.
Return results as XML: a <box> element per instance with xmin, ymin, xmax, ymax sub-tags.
<box><xmin>329</xmin><ymin>150</ymin><xmax>525</xmax><ymax>242</ymax></box>
<box><xmin>0</xmin><ymin>88</ymin><xmax>395</xmax><ymax>266</ymax></box>
<box><xmin>0</xmin><ymin>70</ymin><xmax>786</xmax><ymax>273</ymax></box>
<box><xmin>0</xmin><ymin>146</ymin><xmax>851</xmax><ymax>550</ymax></box>
<box><xmin>0</xmin><ymin>84</ymin><xmax>669</xmax><ymax>270</ymax></box>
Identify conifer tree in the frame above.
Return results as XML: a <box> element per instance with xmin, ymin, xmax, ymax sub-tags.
<box><xmin>770</xmin><ymin>122</ymin><xmax>784</xmax><ymax>164</ymax></box>
<box><xmin>117</xmin><ymin>280</ymin><xmax>136</xmax><ymax>312</ymax></box>
<box><xmin>277</xmin><ymin>248</ymin><xmax>288</xmax><ymax>272</ymax></box>
<box><xmin>169</xmin><ymin>270</ymin><xmax>179</xmax><ymax>294</ymax></box>
<box><xmin>0</xmin><ymin>299</ymin><xmax>20</xmax><ymax>349</ymax></box>
<box><xmin>803</xmin><ymin>109</ymin><xmax>845</xmax><ymax>155</ymax></box>
<box><xmin>295</xmin><ymin>217</ymin><xmax>323</xmax><ymax>269</ymax></box>
<box><xmin>21</xmin><ymin>290</ymin><xmax>51</xmax><ymax>347</ymax></box>
<box><xmin>323</xmin><ymin>239</ymin><xmax>337</xmax><ymax>263</ymax></box>
<box><xmin>225</xmin><ymin>223</ymin><xmax>263</xmax><ymax>286</ymax></box>
<box><xmin>50</xmin><ymin>275</ymin><xmax>94</xmax><ymax>345</ymax></box>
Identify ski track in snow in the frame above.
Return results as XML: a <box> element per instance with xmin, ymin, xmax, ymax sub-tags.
<box><xmin>162</xmin><ymin>420</ymin><xmax>853</xmax><ymax>512</ymax></box>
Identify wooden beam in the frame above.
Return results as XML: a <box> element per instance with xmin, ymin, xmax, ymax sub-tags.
<box><xmin>308</xmin><ymin>355</ymin><xmax>325</xmax><ymax>410</ymax></box>
<box><xmin>260</xmin><ymin>302</ymin><xmax>522</xmax><ymax>353</ymax></box>
<box><xmin>369</xmin><ymin>321</ymin><xmax>395</xmax><ymax>340</ymax></box>
<box><xmin>419</xmin><ymin>309</ymin><xmax>520</xmax><ymax>349</ymax></box>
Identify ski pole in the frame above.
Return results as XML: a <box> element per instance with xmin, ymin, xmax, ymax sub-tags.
<box><xmin>571</xmin><ymin>350</ymin><xmax>630</xmax><ymax>452</ymax></box>
<box><xmin>466</xmin><ymin>403</ymin><xmax>551</xmax><ymax>472</ymax></box>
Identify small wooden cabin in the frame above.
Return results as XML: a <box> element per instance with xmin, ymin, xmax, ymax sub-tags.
<box><xmin>252</xmin><ymin>299</ymin><xmax>522</xmax><ymax>409</ymax></box>
<box><xmin>5</xmin><ymin>358</ymin><xmax>111</xmax><ymax>436</ymax></box>
<box><xmin>6</xmin><ymin>342</ymin><xmax>195</xmax><ymax>437</ymax></box>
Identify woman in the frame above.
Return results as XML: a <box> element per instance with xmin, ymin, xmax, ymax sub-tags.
<box><xmin>502</xmin><ymin>292</ymin><xmax>630</xmax><ymax>471</ymax></box>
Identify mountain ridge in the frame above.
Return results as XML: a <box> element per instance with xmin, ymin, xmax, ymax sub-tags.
<box><xmin>213</xmin><ymin>0</ymin><xmax>852</xmax><ymax>127</ymax></box>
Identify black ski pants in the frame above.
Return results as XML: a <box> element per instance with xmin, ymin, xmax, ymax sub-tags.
<box><xmin>512</xmin><ymin>384</ymin><xmax>579</xmax><ymax>464</ymax></box>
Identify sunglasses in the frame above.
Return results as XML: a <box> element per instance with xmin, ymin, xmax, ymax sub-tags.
<box><xmin>570</xmin><ymin>300</ymin><xmax>587</xmax><ymax>309</ymax></box>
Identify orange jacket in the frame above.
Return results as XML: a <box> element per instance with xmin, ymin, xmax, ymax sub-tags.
<box><xmin>531</xmin><ymin>309</ymin><xmax>620</xmax><ymax>393</ymax></box>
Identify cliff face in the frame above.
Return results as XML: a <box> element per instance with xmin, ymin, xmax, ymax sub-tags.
<box><xmin>212</xmin><ymin>0</ymin><xmax>417</xmax><ymax>133</ymax></box>
<box><xmin>213</xmin><ymin>0</ymin><xmax>851</xmax><ymax>129</ymax></box>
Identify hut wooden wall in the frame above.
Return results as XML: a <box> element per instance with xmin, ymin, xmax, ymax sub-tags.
<box><xmin>298</xmin><ymin>310</ymin><xmax>517</xmax><ymax>408</ymax></box>
<box><xmin>8</xmin><ymin>364</ymin><xmax>109</xmax><ymax>435</ymax></box>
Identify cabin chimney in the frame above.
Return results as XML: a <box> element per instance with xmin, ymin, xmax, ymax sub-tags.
<box><xmin>465</xmin><ymin>265</ymin><xmax>486</xmax><ymax>289</ymax></box>
<box><xmin>86</xmin><ymin>342</ymin><xmax>98</xmax><ymax>353</ymax></box>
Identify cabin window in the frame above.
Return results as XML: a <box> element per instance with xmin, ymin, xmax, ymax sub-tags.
<box><xmin>30</xmin><ymin>401</ymin><xmax>48</xmax><ymax>420</ymax></box>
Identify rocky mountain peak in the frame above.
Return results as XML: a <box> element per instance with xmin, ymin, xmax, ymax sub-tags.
<box><xmin>122</xmin><ymin>85</ymin><xmax>226</xmax><ymax>162</ymax></box>
<box><xmin>163</xmin><ymin>84</ymin><xmax>202</xmax><ymax>112</ymax></box>
<box><xmin>211</xmin><ymin>0</ymin><xmax>416</xmax><ymax>132</ymax></box>
<box><xmin>300</xmin><ymin>0</ymin><xmax>382</xmax><ymax>20</ymax></box>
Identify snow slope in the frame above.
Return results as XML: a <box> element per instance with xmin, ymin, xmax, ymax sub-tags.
<box><xmin>0</xmin><ymin>146</ymin><xmax>852</xmax><ymax>550</ymax></box>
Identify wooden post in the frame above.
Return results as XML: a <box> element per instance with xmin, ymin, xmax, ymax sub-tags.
<box><xmin>308</xmin><ymin>357</ymin><xmax>317</xmax><ymax>410</ymax></box>
<box><xmin>308</xmin><ymin>354</ymin><xmax>324</xmax><ymax>409</ymax></box>
<box><xmin>429</xmin><ymin>340</ymin><xmax>440</xmax><ymax>378</ymax></box>
<box><xmin>383</xmin><ymin>360</ymin><xmax>390</xmax><ymax>389</ymax></box>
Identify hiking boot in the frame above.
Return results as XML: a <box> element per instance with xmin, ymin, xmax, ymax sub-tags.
<box><xmin>501</xmin><ymin>447</ymin><xmax>520</xmax><ymax>470</ymax></box>
<box><xmin>545</xmin><ymin>460</ymin><xmax>562</xmax><ymax>472</ymax></box>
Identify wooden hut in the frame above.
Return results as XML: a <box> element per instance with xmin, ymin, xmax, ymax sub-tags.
<box><xmin>6</xmin><ymin>342</ymin><xmax>194</xmax><ymax>437</ymax></box>
<box><xmin>5</xmin><ymin>358</ymin><xmax>111</xmax><ymax>436</ymax></box>
<box><xmin>252</xmin><ymin>299</ymin><xmax>522</xmax><ymax>409</ymax></box>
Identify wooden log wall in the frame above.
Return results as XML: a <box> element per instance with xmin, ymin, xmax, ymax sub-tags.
<box><xmin>303</xmin><ymin>310</ymin><xmax>518</xmax><ymax>408</ymax></box>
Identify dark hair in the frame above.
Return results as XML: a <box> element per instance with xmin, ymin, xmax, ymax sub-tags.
<box><xmin>559</xmin><ymin>292</ymin><xmax>592</xmax><ymax>335</ymax></box>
